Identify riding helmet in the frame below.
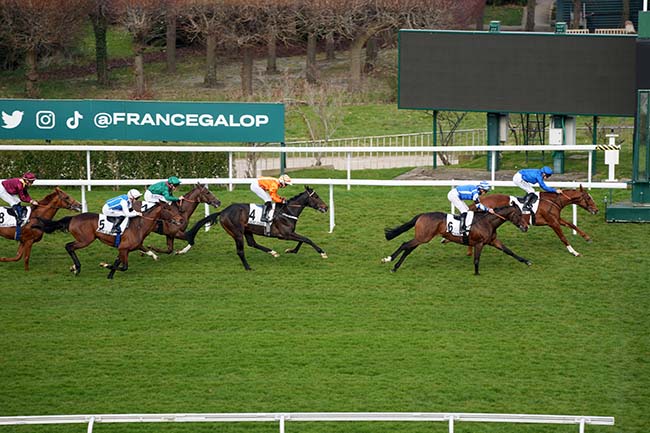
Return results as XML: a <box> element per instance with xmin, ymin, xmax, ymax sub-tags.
<box><xmin>541</xmin><ymin>166</ymin><xmax>553</xmax><ymax>176</ymax></box>
<box><xmin>128</xmin><ymin>189</ymin><xmax>142</xmax><ymax>199</ymax></box>
<box><xmin>167</xmin><ymin>176</ymin><xmax>181</xmax><ymax>185</ymax></box>
<box><xmin>478</xmin><ymin>180</ymin><xmax>491</xmax><ymax>191</ymax></box>
<box><xmin>278</xmin><ymin>174</ymin><xmax>293</xmax><ymax>185</ymax></box>
<box><xmin>22</xmin><ymin>172</ymin><xmax>36</xmax><ymax>181</ymax></box>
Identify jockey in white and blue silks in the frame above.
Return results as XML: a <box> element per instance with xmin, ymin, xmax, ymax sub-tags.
<box><xmin>101</xmin><ymin>189</ymin><xmax>143</xmax><ymax>234</ymax></box>
<box><xmin>447</xmin><ymin>181</ymin><xmax>494</xmax><ymax>214</ymax></box>
<box><xmin>513</xmin><ymin>166</ymin><xmax>562</xmax><ymax>211</ymax></box>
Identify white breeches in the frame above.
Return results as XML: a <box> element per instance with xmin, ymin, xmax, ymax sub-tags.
<box><xmin>447</xmin><ymin>189</ymin><xmax>469</xmax><ymax>213</ymax></box>
<box><xmin>144</xmin><ymin>190</ymin><xmax>171</xmax><ymax>203</ymax></box>
<box><xmin>0</xmin><ymin>184</ymin><xmax>19</xmax><ymax>206</ymax></box>
<box><xmin>512</xmin><ymin>172</ymin><xmax>536</xmax><ymax>194</ymax></box>
<box><xmin>250</xmin><ymin>181</ymin><xmax>271</xmax><ymax>202</ymax></box>
<box><xmin>101</xmin><ymin>204</ymin><xmax>127</xmax><ymax>217</ymax></box>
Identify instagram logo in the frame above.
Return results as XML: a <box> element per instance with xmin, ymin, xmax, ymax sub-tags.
<box><xmin>36</xmin><ymin>110</ymin><xmax>56</xmax><ymax>129</ymax></box>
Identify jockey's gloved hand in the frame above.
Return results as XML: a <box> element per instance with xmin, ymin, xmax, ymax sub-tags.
<box><xmin>30</xmin><ymin>200</ymin><xmax>38</xmax><ymax>205</ymax></box>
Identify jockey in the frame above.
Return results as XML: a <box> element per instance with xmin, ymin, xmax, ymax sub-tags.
<box><xmin>102</xmin><ymin>189</ymin><xmax>143</xmax><ymax>234</ymax></box>
<box><xmin>0</xmin><ymin>172</ymin><xmax>38</xmax><ymax>226</ymax></box>
<box><xmin>513</xmin><ymin>166</ymin><xmax>562</xmax><ymax>211</ymax></box>
<box><xmin>250</xmin><ymin>174</ymin><xmax>292</xmax><ymax>223</ymax></box>
<box><xmin>145</xmin><ymin>176</ymin><xmax>184</xmax><ymax>203</ymax></box>
<box><xmin>447</xmin><ymin>181</ymin><xmax>494</xmax><ymax>234</ymax></box>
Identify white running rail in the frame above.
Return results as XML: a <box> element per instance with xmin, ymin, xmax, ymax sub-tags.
<box><xmin>0</xmin><ymin>412</ymin><xmax>615</xmax><ymax>433</ymax></box>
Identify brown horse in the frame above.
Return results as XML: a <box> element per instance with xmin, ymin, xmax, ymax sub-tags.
<box><xmin>0</xmin><ymin>188</ymin><xmax>82</xmax><ymax>271</ymax></box>
<box><xmin>144</xmin><ymin>183</ymin><xmax>221</xmax><ymax>257</ymax></box>
<box><xmin>471</xmin><ymin>186</ymin><xmax>598</xmax><ymax>256</ymax></box>
<box><xmin>382</xmin><ymin>205</ymin><xmax>530</xmax><ymax>275</ymax></box>
<box><xmin>184</xmin><ymin>186</ymin><xmax>328</xmax><ymax>270</ymax></box>
<box><xmin>37</xmin><ymin>203</ymin><xmax>180</xmax><ymax>279</ymax></box>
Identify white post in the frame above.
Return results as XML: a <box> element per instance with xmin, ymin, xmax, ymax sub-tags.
<box><xmin>87</xmin><ymin>416</ymin><xmax>95</xmax><ymax>433</ymax></box>
<box><xmin>329</xmin><ymin>182</ymin><xmax>335</xmax><ymax>233</ymax></box>
<box><xmin>228</xmin><ymin>152</ymin><xmax>233</xmax><ymax>191</ymax></box>
<box><xmin>491</xmin><ymin>152</ymin><xmax>496</xmax><ymax>182</ymax></box>
<box><xmin>587</xmin><ymin>151</ymin><xmax>592</xmax><ymax>186</ymax></box>
<box><xmin>279</xmin><ymin>415</ymin><xmax>285</xmax><ymax>433</ymax></box>
<box><xmin>604</xmin><ymin>133</ymin><xmax>619</xmax><ymax>182</ymax></box>
<box><xmin>86</xmin><ymin>150</ymin><xmax>92</xmax><ymax>191</ymax></box>
<box><xmin>346</xmin><ymin>152</ymin><xmax>351</xmax><ymax>191</ymax></box>
<box><xmin>572</xmin><ymin>204</ymin><xmax>577</xmax><ymax>235</ymax></box>
<box><xmin>448</xmin><ymin>415</ymin><xmax>455</xmax><ymax>433</ymax></box>
<box><xmin>579</xmin><ymin>417</ymin><xmax>585</xmax><ymax>433</ymax></box>
<box><xmin>81</xmin><ymin>185</ymin><xmax>87</xmax><ymax>213</ymax></box>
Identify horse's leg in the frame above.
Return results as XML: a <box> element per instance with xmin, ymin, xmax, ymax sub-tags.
<box><xmin>65</xmin><ymin>241</ymin><xmax>85</xmax><ymax>275</ymax></box>
<box><xmin>244</xmin><ymin>232</ymin><xmax>279</xmax><ymax>258</ymax></box>
<box><xmin>489</xmin><ymin>238</ymin><xmax>532</xmax><ymax>267</ymax></box>
<box><xmin>548</xmin><ymin>221</ymin><xmax>581</xmax><ymax>256</ymax></box>
<box><xmin>21</xmin><ymin>241</ymin><xmax>34</xmax><ymax>271</ymax></box>
<box><xmin>231</xmin><ymin>233</ymin><xmax>252</xmax><ymax>270</ymax></box>
<box><xmin>0</xmin><ymin>242</ymin><xmax>25</xmax><ymax>263</ymax></box>
<box><xmin>382</xmin><ymin>239</ymin><xmax>421</xmax><ymax>272</ymax></box>
<box><xmin>285</xmin><ymin>241</ymin><xmax>304</xmax><ymax>254</ymax></box>
<box><xmin>281</xmin><ymin>233</ymin><xmax>327</xmax><ymax>258</ymax></box>
<box><xmin>148</xmin><ymin>235</ymin><xmax>175</xmax><ymax>255</ymax></box>
<box><xmin>558</xmin><ymin>218</ymin><xmax>592</xmax><ymax>242</ymax></box>
<box><xmin>473</xmin><ymin>243</ymin><xmax>484</xmax><ymax>275</ymax></box>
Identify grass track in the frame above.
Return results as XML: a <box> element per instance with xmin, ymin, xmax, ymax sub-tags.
<box><xmin>0</xmin><ymin>184</ymin><xmax>648</xmax><ymax>433</ymax></box>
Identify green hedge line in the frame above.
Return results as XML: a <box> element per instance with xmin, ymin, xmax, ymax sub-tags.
<box><xmin>0</xmin><ymin>150</ymin><xmax>228</xmax><ymax>181</ymax></box>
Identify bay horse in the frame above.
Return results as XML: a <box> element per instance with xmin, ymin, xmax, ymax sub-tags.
<box><xmin>471</xmin><ymin>186</ymin><xmax>598</xmax><ymax>256</ymax></box>
<box><xmin>382</xmin><ymin>205</ymin><xmax>530</xmax><ymax>275</ymax></box>
<box><xmin>143</xmin><ymin>183</ymin><xmax>221</xmax><ymax>257</ymax></box>
<box><xmin>37</xmin><ymin>203</ymin><xmax>180</xmax><ymax>279</ymax></box>
<box><xmin>184</xmin><ymin>186</ymin><xmax>328</xmax><ymax>270</ymax></box>
<box><xmin>0</xmin><ymin>187</ymin><xmax>82</xmax><ymax>271</ymax></box>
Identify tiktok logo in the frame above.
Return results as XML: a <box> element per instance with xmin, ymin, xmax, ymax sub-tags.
<box><xmin>66</xmin><ymin>111</ymin><xmax>83</xmax><ymax>129</ymax></box>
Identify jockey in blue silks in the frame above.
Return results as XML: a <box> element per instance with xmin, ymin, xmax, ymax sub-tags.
<box><xmin>447</xmin><ymin>181</ymin><xmax>494</xmax><ymax>233</ymax></box>
<box><xmin>513</xmin><ymin>166</ymin><xmax>562</xmax><ymax>211</ymax></box>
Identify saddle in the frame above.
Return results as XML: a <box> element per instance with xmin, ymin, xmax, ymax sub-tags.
<box><xmin>0</xmin><ymin>206</ymin><xmax>32</xmax><ymax>228</ymax></box>
<box><xmin>248</xmin><ymin>203</ymin><xmax>276</xmax><ymax>236</ymax></box>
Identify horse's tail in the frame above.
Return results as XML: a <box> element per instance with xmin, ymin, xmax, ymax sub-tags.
<box><xmin>33</xmin><ymin>216</ymin><xmax>72</xmax><ymax>234</ymax></box>
<box><xmin>184</xmin><ymin>212</ymin><xmax>221</xmax><ymax>245</ymax></box>
<box><xmin>384</xmin><ymin>214</ymin><xmax>421</xmax><ymax>241</ymax></box>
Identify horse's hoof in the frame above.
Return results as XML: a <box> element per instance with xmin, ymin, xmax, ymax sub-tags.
<box><xmin>99</xmin><ymin>261</ymin><xmax>109</xmax><ymax>268</ymax></box>
<box><xmin>320</xmin><ymin>252</ymin><xmax>328</xmax><ymax>259</ymax></box>
<box><xmin>390</xmin><ymin>268</ymin><xmax>397</xmax><ymax>273</ymax></box>
<box><xmin>586</xmin><ymin>239</ymin><xmax>593</xmax><ymax>243</ymax></box>
<box><xmin>381</xmin><ymin>256</ymin><xmax>391</xmax><ymax>263</ymax></box>
<box><xmin>270</xmin><ymin>250</ymin><xmax>280</xmax><ymax>258</ymax></box>
<box><xmin>284</xmin><ymin>248</ymin><xmax>295</xmax><ymax>254</ymax></box>
<box><xmin>525</xmin><ymin>261</ymin><xmax>532</xmax><ymax>266</ymax></box>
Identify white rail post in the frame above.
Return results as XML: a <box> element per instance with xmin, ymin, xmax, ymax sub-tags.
<box><xmin>228</xmin><ymin>152</ymin><xmax>233</xmax><ymax>191</ymax></box>
<box><xmin>448</xmin><ymin>415</ymin><xmax>455</xmax><ymax>433</ymax></box>
<box><xmin>346</xmin><ymin>152</ymin><xmax>351</xmax><ymax>190</ymax></box>
<box><xmin>279</xmin><ymin>415</ymin><xmax>285</xmax><ymax>433</ymax></box>
<box><xmin>572</xmin><ymin>204</ymin><xmax>578</xmax><ymax>235</ymax></box>
<box><xmin>579</xmin><ymin>417</ymin><xmax>586</xmax><ymax>433</ymax></box>
<box><xmin>329</xmin><ymin>182</ymin><xmax>335</xmax><ymax>233</ymax></box>
<box><xmin>86</xmin><ymin>150</ymin><xmax>92</xmax><ymax>191</ymax></box>
<box><xmin>81</xmin><ymin>185</ymin><xmax>87</xmax><ymax>213</ymax></box>
<box><xmin>87</xmin><ymin>416</ymin><xmax>95</xmax><ymax>433</ymax></box>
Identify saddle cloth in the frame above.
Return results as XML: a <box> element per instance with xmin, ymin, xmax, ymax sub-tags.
<box><xmin>97</xmin><ymin>214</ymin><xmax>130</xmax><ymax>235</ymax></box>
<box><xmin>445</xmin><ymin>211</ymin><xmax>475</xmax><ymax>237</ymax></box>
<box><xmin>0</xmin><ymin>207</ymin><xmax>32</xmax><ymax>228</ymax></box>
<box><xmin>510</xmin><ymin>193</ymin><xmax>540</xmax><ymax>214</ymax></box>
<box><xmin>247</xmin><ymin>203</ymin><xmax>275</xmax><ymax>226</ymax></box>
<box><xmin>140</xmin><ymin>201</ymin><xmax>157</xmax><ymax>212</ymax></box>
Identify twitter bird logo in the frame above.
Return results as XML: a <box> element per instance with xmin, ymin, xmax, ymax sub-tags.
<box><xmin>1</xmin><ymin>110</ymin><xmax>24</xmax><ymax>129</ymax></box>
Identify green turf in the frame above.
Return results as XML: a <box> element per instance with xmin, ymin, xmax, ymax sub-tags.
<box><xmin>0</xmin><ymin>184</ymin><xmax>647</xmax><ymax>433</ymax></box>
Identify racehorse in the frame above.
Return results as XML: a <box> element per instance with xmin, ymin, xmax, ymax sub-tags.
<box><xmin>471</xmin><ymin>186</ymin><xmax>598</xmax><ymax>256</ymax></box>
<box><xmin>36</xmin><ymin>203</ymin><xmax>181</xmax><ymax>279</ymax></box>
<box><xmin>144</xmin><ymin>183</ymin><xmax>221</xmax><ymax>257</ymax></box>
<box><xmin>184</xmin><ymin>186</ymin><xmax>328</xmax><ymax>270</ymax></box>
<box><xmin>0</xmin><ymin>188</ymin><xmax>82</xmax><ymax>271</ymax></box>
<box><xmin>381</xmin><ymin>205</ymin><xmax>530</xmax><ymax>275</ymax></box>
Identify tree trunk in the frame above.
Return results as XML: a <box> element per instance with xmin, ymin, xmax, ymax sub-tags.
<box><xmin>348</xmin><ymin>32</ymin><xmax>373</xmax><ymax>93</ymax></box>
<box><xmin>475</xmin><ymin>5</ymin><xmax>485</xmax><ymax>30</ymax></box>
<box><xmin>306</xmin><ymin>33</ymin><xmax>318</xmax><ymax>84</ymax></box>
<box><xmin>91</xmin><ymin>11</ymin><xmax>109</xmax><ymax>85</ymax></box>
<box><xmin>166</xmin><ymin>9</ymin><xmax>177</xmax><ymax>74</ymax></box>
<box><xmin>241</xmin><ymin>46</ymin><xmax>253</xmax><ymax>96</ymax></box>
<box><xmin>134</xmin><ymin>46</ymin><xmax>146</xmax><ymax>98</ymax></box>
<box><xmin>364</xmin><ymin>36</ymin><xmax>378</xmax><ymax>73</ymax></box>
<box><xmin>24</xmin><ymin>47</ymin><xmax>39</xmax><ymax>98</ymax></box>
<box><xmin>622</xmin><ymin>0</ymin><xmax>630</xmax><ymax>24</ymax></box>
<box><xmin>525</xmin><ymin>0</ymin><xmax>536</xmax><ymax>31</ymax></box>
<box><xmin>266</xmin><ymin>31</ymin><xmax>278</xmax><ymax>74</ymax></box>
<box><xmin>325</xmin><ymin>33</ymin><xmax>336</xmax><ymax>60</ymax></box>
<box><xmin>572</xmin><ymin>0</ymin><xmax>582</xmax><ymax>29</ymax></box>
<box><xmin>205</xmin><ymin>33</ymin><xmax>218</xmax><ymax>87</ymax></box>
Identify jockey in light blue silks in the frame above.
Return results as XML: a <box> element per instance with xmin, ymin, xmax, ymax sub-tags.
<box><xmin>101</xmin><ymin>189</ymin><xmax>143</xmax><ymax>234</ymax></box>
<box><xmin>447</xmin><ymin>181</ymin><xmax>494</xmax><ymax>233</ymax></box>
<box><xmin>513</xmin><ymin>166</ymin><xmax>562</xmax><ymax>211</ymax></box>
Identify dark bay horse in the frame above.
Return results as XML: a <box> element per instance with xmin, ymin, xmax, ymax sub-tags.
<box><xmin>471</xmin><ymin>186</ymin><xmax>598</xmax><ymax>256</ymax></box>
<box><xmin>144</xmin><ymin>183</ymin><xmax>221</xmax><ymax>257</ymax></box>
<box><xmin>382</xmin><ymin>205</ymin><xmax>530</xmax><ymax>275</ymax></box>
<box><xmin>0</xmin><ymin>188</ymin><xmax>82</xmax><ymax>271</ymax></box>
<box><xmin>185</xmin><ymin>186</ymin><xmax>328</xmax><ymax>270</ymax></box>
<box><xmin>37</xmin><ymin>203</ymin><xmax>180</xmax><ymax>279</ymax></box>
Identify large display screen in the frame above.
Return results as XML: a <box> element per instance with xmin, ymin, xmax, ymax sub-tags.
<box><xmin>398</xmin><ymin>30</ymin><xmax>637</xmax><ymax>116</ymax></box>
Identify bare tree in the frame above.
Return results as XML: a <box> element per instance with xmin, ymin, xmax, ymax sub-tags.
<box><xmin>89</xmin><ymin>0</ymin><xmax>113</xmax><ymax>85</ymax></box>
<box><xmin>165</xmin><ymin>0</ymin><xmax>181</xmax><ymax>74</ymax></box>
<box><xmin>114</xmin><ymin>0</ymin><xmax>165</xmax><ymax>98</ymax></box>
<box><xmin>571</xmin><ymin>0</ymin><xmax>581</xmax><ymax>29</ymax></box>
<box><xmin>0</xmin><ymin>0</ymin><xmax>88</xmax><ymax>97</ymax></box>
<box><xmin>525</xmin><ymin>0</ymin><xmax>536</xmax><ymax>32</ymax></box>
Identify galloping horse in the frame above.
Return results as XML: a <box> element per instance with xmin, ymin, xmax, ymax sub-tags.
<box><xmin>471</xmin><ymin>186</ymin><xmax>598</xmax><ymax>256</ymax></box>
<box><xmin>185</xmin><ymin>186</ymin><xmax>328</xmax><ymax>270</ymax></box>
<box><xmin>37</xmin><ymin>203</ymin><xmax>180</xmax><ymax>279</ymax></box>
<box><xmin>382</xmin><ymin>205</ymin><xmax>530</xmax><ymax>275</ymax></box>
<box><xmin>0</xmin><ymin>188</ymin><xmax>82</xmax><ymax>271</ymax></box>
<box><xmin>144</xmin><ymin>183</ymin><xmax>221</xmax><ymax>257</ymax></box>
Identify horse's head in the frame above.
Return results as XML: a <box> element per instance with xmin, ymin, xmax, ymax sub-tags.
<box><xmin>575</xmin><ymin>185</ymin><xmax>599</xmax><ymax>215</ymax></box>
<box><xmin>303</xmin><ymin>186</ymin><xmax>328</xmax><ymax>213</ymax></box>
<box><xmin>505</xmin><ymin>202</ymin><xmax>529</xmax><ymax>232</ymax></box>
<box><xmin>187</xmin><ymin>183</ymin><xmax>221</xmax><ymax>208</ymax></box>
<box><xmin>47</xmin><ymin>187</ymin><xmax>82</xmax><ymax>212</ymax></box>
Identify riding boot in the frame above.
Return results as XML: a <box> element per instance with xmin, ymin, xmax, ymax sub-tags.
<box><xmin>12</xmin><ymin>204</ymin><xmax>24</xmax><ymax>226</ymax></box>
<box><xmin>460</xmin><ymin>212</ymin><xmax>467</xmax><ymax>234</ymax></box>
<box><xmin>261</xmin><ymin>202</ymin><xmax>272</xmax><ymax>222</ymax></box>
<box><xmin>522</xmin><ymin>193</ymin><xmax>536</xmax><ymax>212</ymax></box>
<box><xmin>111</xmin><ymin>217</ymin><xmax>124</xmax><ymax>234</ymax></box>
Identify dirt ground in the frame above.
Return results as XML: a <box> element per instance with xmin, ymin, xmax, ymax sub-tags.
<box><xmin>394</xmin><ymin>166</ymin><xmax>615</xmax><ymax>183</ymax></box>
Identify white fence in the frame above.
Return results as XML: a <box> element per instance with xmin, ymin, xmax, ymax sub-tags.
<box><xmin>1</xmin><ymin>143</ymin><xmax>628</xmax><ymax>233</ymax></box>
<box><xmin>0</xmin><ymin>412</ymin><xmax>615</xmax><ymax>433</ymax></box>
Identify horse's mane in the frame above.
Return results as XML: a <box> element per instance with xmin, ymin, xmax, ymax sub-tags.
<box><xmin>287</xmin><ymin>186</ymin><xmax>312</xmax><ymax>202</ymax></box>
<box><xmin>37</xmin><ymin>188</ymin><xmax>61</xmax><ymax>205</ymax></box>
